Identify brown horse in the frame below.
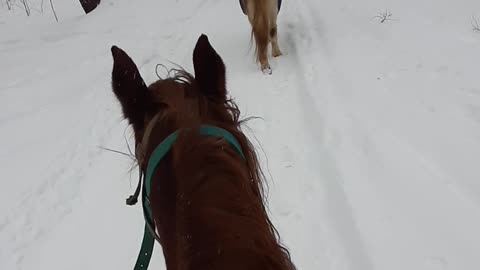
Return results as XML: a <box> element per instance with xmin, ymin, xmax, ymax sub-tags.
<box><xmin>243</xmin><ymin>0</ymin><xmax>283</xmax><ymax>74</ymax></box>
<box><xmin>110</xmin><ymin>34</ymin><xmax>295</xmax><ymax>270</ymax></box>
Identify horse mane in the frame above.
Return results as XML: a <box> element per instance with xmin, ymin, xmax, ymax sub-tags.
<box><xmin>143</xmin><ymin>68</ymin><xmax>296</xmax><ymax>270</ymax></box>
<box><xmin>161</xmin><ymin>67</ymin><xmax>268</xmax><ymax>199</ymax></box>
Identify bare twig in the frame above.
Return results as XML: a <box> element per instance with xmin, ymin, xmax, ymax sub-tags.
<box><xmin>472</xmin><ymin>16</ymin><xmax>480</xmax><ymax>31</ymax></box>
<box><xmin>4</xmin><ymin>0</ymin><xmax>58</xmax><ymax>21</ymax></box>
<box><xmin>20</xmin><ymin>0</ymin><xmax>30</xmax><ymax>16</ymax></box>
<box><xmin>49</xmin><ymin>0</ymin><xmax>58</xmax><ymax>22</ymax></box>
<box><xmin>6</xmin><ymin>0</ymin><xmax>12</xmax><ymax>10</ymax></box>
<box><xmin>371</xmin><ymin>9</ymin><xmax>396</xmax><ymax>23</ymax></box>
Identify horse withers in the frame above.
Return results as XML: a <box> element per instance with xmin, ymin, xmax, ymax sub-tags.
<box><xmin>240</xmin><ymin>0</ymin><xmax>283</xmax><ymax>74</ymax></box>
<box><xmin>110</xmin><ymin>34</ymin><xmax>296</xmax><ymax>270</ymax></box>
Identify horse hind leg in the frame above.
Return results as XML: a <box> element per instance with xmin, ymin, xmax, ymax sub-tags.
<box><xmin>270</xmin><ymin>26</ymin><xmax>282</xmax><ymax>57</ymax></box>
<box><xmin>247</xmin><ymin>0</ymin><xmax>271</xmax><ymax>74</ymax></box>
<box><xmin>269</xmin><ymin>3</ymin><xmax>282</xmax><ymax>57</ymax></box>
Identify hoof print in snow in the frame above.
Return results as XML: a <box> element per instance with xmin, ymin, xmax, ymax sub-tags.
<box><xmin>281</xmin><ymin>146</ymin><xmax>294</xmax><ymax>168</ymax></box>
<box><xmin>279</xmin><ymin>209</ymin><xmax>292</xmax><ymax>217</ymax></box>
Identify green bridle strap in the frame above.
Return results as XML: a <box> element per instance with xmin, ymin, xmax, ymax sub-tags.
<box><xmin>133</xmin><ymin>225</ymin><xmax>155</xmax><ymax>269</ymax></box>
<box><xmin>133</xmin><ymin>125</ymin><xmax>245</xmax><ymax>270</ymax></box>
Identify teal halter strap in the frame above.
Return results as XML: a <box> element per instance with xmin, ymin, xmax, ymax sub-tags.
<box><xmin>133</xmin><ymin>125</ymin><xmax>245</xmax><ymax>270</ymax></box>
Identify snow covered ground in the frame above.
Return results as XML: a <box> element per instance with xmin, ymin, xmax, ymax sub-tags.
<box><xmin>1</xmin><ymin>0</ymin><xmax>480</xmax><ymax>269</ymax></box>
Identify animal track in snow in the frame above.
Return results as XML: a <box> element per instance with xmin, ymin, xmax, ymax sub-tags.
<box><xmin>280</xmin><ymin>146</ymin><xmax>294</xmax><ymax>168</ymax></box>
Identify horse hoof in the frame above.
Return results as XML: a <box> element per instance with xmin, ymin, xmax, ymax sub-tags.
<box><xmin>261</xmin><ymin>66</ymin><xmax>272</xmax><ymax>75</ymax></box>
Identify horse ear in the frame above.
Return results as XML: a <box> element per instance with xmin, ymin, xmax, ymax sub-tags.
<box><xmin>111</xmin><ymin>45</ymin><xmax>151</xmax><ymax>133</ymax></box>
<box><xmin>193</xmin><ymin>34</ymin><xmax>227</xmax><ymax>100</ymax></box>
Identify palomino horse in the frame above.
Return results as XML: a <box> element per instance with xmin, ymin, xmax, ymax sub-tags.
<box><xmin>240</xmin><ymin>0</ymin><xmax>283</xmax><ymax>74</ymax></box>
<box><xmin>110</xmin><ymin>34</ymin><xmax>296</xmax><ymax>270</ymax></box>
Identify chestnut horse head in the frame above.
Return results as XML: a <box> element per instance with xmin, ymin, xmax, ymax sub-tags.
<box><xmin>110</xmin><ymin>34</ymin><xmax>295</xmax><ymax>270</ymax></box>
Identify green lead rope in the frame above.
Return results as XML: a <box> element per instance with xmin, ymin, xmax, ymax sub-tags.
<box><xmin>132</xmin><ymin>125</ymin><xmax>245</xmax><ymax>270</ymax></box>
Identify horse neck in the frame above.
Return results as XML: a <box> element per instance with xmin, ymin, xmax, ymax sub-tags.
<box><xmin>170</xmin><ymin>133</ymin><xmax>293</xmax><ymax>270</ymax></box>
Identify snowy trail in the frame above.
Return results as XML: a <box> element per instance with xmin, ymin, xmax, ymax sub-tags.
<box><xmin>278</xmin><ymin>2</ymin><xmax>376</xmax><ymax>268</ymax></box>
<box><xmin>2</xmin><ymin>0</ymin><xmax>480</xmax><ymax>269</ymax></box>
<box><xmin>282</xmin><ymin>1</ymin><xmax>480</xmax><ymax>269</ymax></box>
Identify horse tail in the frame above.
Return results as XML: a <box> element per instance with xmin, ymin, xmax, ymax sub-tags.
<box><xmin>250</xmin><ymin>0</ymin><xmax>270</xmax><ymax>64</ymax></box>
